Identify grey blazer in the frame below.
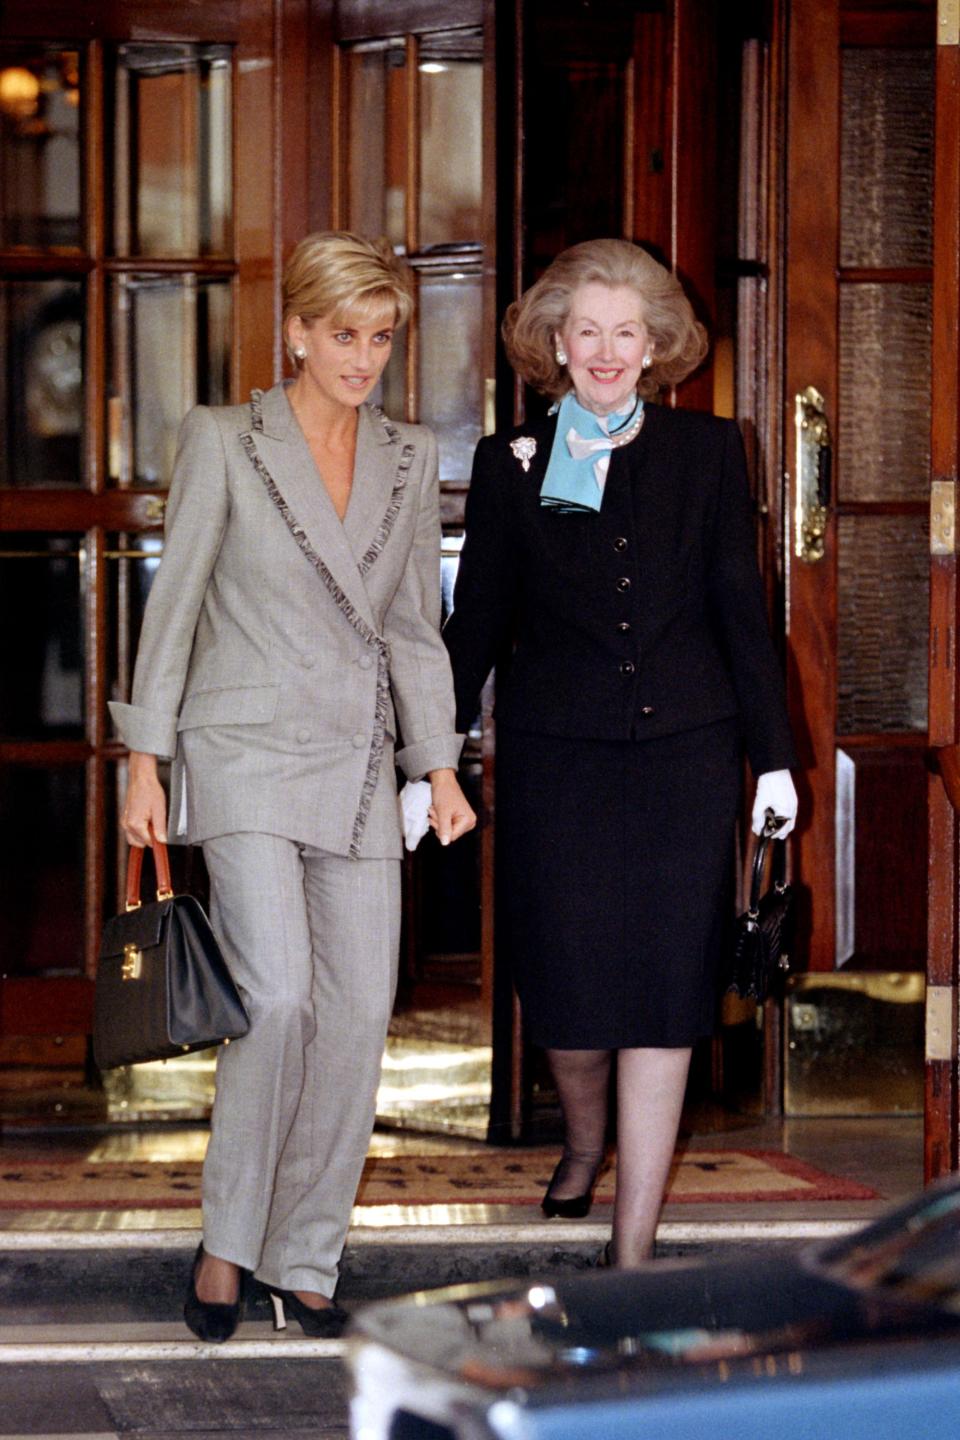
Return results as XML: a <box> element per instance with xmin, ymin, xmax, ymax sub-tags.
<box><xmin>109</xmin><ymin>382</ymin><xmax>463</xmax><ymax>859</ymax></box>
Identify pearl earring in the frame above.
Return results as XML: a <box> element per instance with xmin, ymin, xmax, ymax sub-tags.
<box><xmin>555</xmin><ymin>348</ymin><xmax>568</xmax><ymax>366</ymax></box>
<box><xmin>294</xmin><ymin>346</ymin><xmax>307</xmax><ymax>362</ymax></box>
<box><xmin>641</xmin><ymin>353</ymin><xmax>652</xmax><ymax>370</ymax></box>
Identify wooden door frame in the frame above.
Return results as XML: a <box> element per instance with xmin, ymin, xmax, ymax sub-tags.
<box><xmin>0</xmin><ymin>0</ymin><xmax>306</xmax><ymax>1041</ymax></box>
<box><xmin>927</xmin><ymin>5</ymin><xmax>960</xmax><ymax>1180</ymax></box>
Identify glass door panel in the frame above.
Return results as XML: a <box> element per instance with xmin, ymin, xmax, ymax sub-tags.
<box><xmin>110</xmin><ymin>43</ymin><xmax>232</xmax><ymax>258</ymax></box>
<box><xmin>0</xmin><ymin>765</ymin><xmax>86</xmax><ymax>975</ymax></box>
<box><xmin>837</xmin><ymin>283</ymin><xmax>931</xmax><ymax>503</ymax></box>
<box><xmin>418</xmin><ymin>32</ymin><xmax>483</xmax><ymax>249</ymax></box>
<box><xmin>346</xmin><ymin>42</ymin><xmax>407</xmax><ymax>250</ymax></box>
<box><xmin>0</xmin><ymin>45</ymin><xmax>82</xmax><ymax>249</ymax></box>
<box><xmin>107</xmin><ymin>273</ymin><xmax>232</xmax><ymax>485</ymax></box>
<box><xmin>839</xmin><ymin>48</ymin><xmax>934</xmax><ymax>269</ymax></box>
<box><xmin>0</xmin><ymin>534</ymin><xmax>84</xmax><ymax>739</ymax></box>
<box><xmin>837</xmin><ymin>512</ymin><xmax>929</xmax><ymax>734</ymax></box>
<box><xmin>418</xmin><ymin>266</ymin><xmax>483</xmax><ymax>481</ymax></box>
<box><xmin>0</xmin><ymin>278</ymin><xmax>83</xmax><ymax>488</ymax></box>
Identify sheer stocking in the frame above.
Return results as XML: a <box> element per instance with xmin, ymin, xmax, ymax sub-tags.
<box><xmin>545</xmin><ymin>1047</ymin><xmax>612</xmax><ymax>1198</ymax></box>
<box><xmin>612</xmin><ymin>1046</ymin><xmax>691</xmax><ymax>1266</ymax></box>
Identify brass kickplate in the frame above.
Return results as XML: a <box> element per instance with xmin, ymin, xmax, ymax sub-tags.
<box><xmin>122</xmin><ymin>944</ymin><xmax>142</xmax><ymax>981</ymax></box>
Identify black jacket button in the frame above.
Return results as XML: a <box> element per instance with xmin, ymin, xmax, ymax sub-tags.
<box><xmin>620</xmin><ymin>661</ymin><xmax>636</xmax><ymax>676</ymax></box>
<box><xmin>617</xmin><ymin>621</ymin><xmax>631</xmax><ymax>634</ymax></box>
<box><xmin>613</xmin><ymin>536</ymin><xmax>628</xmax><ymax>552</ymax></box>
<box><xmin>640</xmin><ymin>704</ymin><xmax>655</xmax><ymax>715</ymax></box>
<box><xmin>615</xmin><ymin>576</ymin><xmax>631</xmax><ymax>592</ymax></box>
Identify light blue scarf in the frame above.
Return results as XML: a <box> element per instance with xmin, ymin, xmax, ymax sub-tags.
<box><xmin>539</xmin><ymin>392</ymin><xmax>644</xmax><ymax>514</ymax></box>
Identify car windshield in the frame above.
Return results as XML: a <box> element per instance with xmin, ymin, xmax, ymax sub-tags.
<box><xmin>816</xmin><ymin>1185</ymin><xmax>960</xmax><ymax>1313</ymax></box>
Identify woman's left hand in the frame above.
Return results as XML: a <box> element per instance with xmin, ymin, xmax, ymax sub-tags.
<box><xmin>751</xmin><ymin>769</ymin><xmax>798</xmax><ymax>838</ymax></box>
<box><xmin>427</xmin><ymin>768</ymin><xmax>477</xmax><ymax>846</ymax></box>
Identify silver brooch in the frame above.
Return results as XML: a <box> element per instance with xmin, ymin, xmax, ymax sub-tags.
<box><xmin>510</xmin><ymin>436</ymin><xmax>537</xmax><ymax>472</ymax></box>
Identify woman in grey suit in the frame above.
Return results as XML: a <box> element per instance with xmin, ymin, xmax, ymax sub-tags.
<box><xmin>113</xmin><ymin>232</ymin><xmax>475</xmax><ymax>1341</ymax></box>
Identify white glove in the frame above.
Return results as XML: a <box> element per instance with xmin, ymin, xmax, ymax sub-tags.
<box><xmin>751</xmin><ymin>770</ymin><xmax>798</xmax><ymax>838</ymax></box>
<box><xmin>400</xmin><ymin>780</ymin><xmax>432</xmax><ymax>851</ymax></box>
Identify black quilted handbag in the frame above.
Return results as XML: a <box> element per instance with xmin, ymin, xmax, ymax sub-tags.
<box><xmin>94</xmin><ymin>840</ymin><xmax>249</xmax><ymax>1070</ymax></box>
<box><xmin>727</xmin><ymin>808</ymin><xmax>794</xmax><ymax>1003</ymax></box>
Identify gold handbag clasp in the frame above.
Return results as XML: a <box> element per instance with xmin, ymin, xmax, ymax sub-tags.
<box><xmin>122</xmin><ymin>944</ymin><xmax>142</xmax><ymax>981</ymax></box>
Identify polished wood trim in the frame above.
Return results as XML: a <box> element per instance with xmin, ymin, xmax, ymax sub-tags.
<box><xmin>328</xmin><ymin>18</ymin><xmax>346</xmax><ymax>229</ymax></box>
<box><xmin>0</xmin><ymin>2</ymin><xmax>244</xmax><ymax>41</ymax></box>
<box><xmin>280</xmin><ymin>0</ymin><xmax>310</xmax><ymax>257</ymax></box>
<box><xmin>785</xmin><ymin>0</ymin><xmax>840</xmax><ymax>972</ymax></box>
<box><xmin>0</xmin><ymin>742</ymin><xmax>92</xmax><ymax>764</ymax></box>
<box><xmin>405</xmin><ymin>33</ymin><xmax>420</xmax><ymax>422</ymax></box>
<box><xmin>335</xmin><ymin>0</ymin><xmax>484</xmax><ymax>41</ymax></box>
<box><xmin>623</xmin><ymin>56</ymin><xmax>636</xmax><ymax>239</ymax></box>
<box><xmin>0</xmin><ymin>491</ymin><xmax>168</xmax><ymax>531</ymax></box>
<box><xmin>0</xmin><ymin>978</ymin><xmax>94</xmax><ymax>1037</ymax></box>
<box><xmin>835</xmin><ymin>500</ymin><xmax>929</xmax><ymax>514</ymax></box>
<box><xmin>672</xmin><ymin>0</ymin><xmax>717</xmax><ymax>412</ymax></box>
<box><xmin>839</xmin><ymin>267</ymin><xmax>933</xmax><ymax>284</ymax></box>
<box><xmin>236</xmin><ymin>0</ymin><xmax>279</xmax><ymax>394</ymax></box>
<box><xmin>85</xmin><ymin>42</ymin><xmax>106</xmax><ymax>496</ymax></box>
<box><xmin>841</xmin><ymin>12</ymin><xmax>936</xmax><ymax>46</ymax></box>
<box><xmin>926</xmin><ymin>32</ymin><xmax>960</xmax><ymax>1177</ymax></box>
<box><xmin>0</xmin><ymin>252</ymin><xmax>93</xmax><ymax>274</ymax></box>
<box><xmin>632</xmin><ymin>8</ymin><xmax>671</xmax><ymax>263</ymax></box>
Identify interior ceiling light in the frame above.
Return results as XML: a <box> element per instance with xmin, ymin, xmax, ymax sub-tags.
<box><xmin>0</xmin><ymin>66</ymin><xmax>41</xmax><ymax>118</ymax></box>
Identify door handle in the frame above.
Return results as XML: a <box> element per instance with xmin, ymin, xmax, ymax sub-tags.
<box><xmin>794</xmin><ymin>386</ymin><xmax>832</xmax><ymax>563</ymax></box>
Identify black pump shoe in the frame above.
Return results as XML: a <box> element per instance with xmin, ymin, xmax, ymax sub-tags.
<box><xmin>541</xmin><ymin>1153</ymin><xmax>605</xmax><ymax>1219</ymax></box>
<box><xmin>267</xmin><ymin>1286</ymin><xmax>349</xmax><ymax>1338</ymax></box>
<box><xmin>183</xmin><ymin>1243</ymin><xmax>244</xmax><ymax>1343</ymax></box>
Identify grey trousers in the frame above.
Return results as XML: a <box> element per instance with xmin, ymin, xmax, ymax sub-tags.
<box><xmin>200</xmin><ymin>834</ymin><xmax>401</xmax><ymax>1295</ymax></box>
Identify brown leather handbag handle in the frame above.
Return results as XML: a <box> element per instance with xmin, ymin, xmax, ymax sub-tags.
<box><xmin>125</xmin><ymin>836</ymin><xmax>174</xmax><ymax>911</ymax></box>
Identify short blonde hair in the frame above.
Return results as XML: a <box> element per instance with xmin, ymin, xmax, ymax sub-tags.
<box><xmin>282</xmin><ymin>231</ymin><xmax>414</xmax><ymax>363</ymax></box>
<box><xmin>503</xmin><ymin>238</ymin><xmax>708</xmax><ymax>400</ymax></box>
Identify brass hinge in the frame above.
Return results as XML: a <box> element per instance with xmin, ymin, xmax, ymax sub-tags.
<box><xmin>931</xmin><ymin>480</ymin><xmax>956</xmax><ymax>556</ymax></box>
<box><xmin>925</xmin><ymin>985</ymin><xmax>957</xmax><ymax>1061</ymax></box>
<box><xmin>122</xmin><ymin>944</ymin><xmax>142</xmax><ymax>981</ymax></box>
<box><xmin>939</xmin><ymin>0</ymin><xmax>960</xmax><ymax>45</ymax></box>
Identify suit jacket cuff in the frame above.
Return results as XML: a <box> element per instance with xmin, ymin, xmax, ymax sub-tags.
<box><xmin>109</xmin><ymin>700</ymin><xmax>179</xmax><ymax>760</ymax></box>
<box><xmin>395</xmin><ymin>733</ymin><xmax>464</xmax><ymax>781</ymax></box>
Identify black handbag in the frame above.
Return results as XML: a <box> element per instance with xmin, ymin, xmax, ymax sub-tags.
<box><xmin>93</xmin><ymin>840</ymin><xmax>249</xmax><ymax>1070</ymax></box>
<box><xmin>727</xmin><ymin>808</ymin><xmax>794</xmax><ymax>1003</ymax></box>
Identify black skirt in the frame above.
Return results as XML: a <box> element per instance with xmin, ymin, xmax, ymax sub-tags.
<box><xmin>494</xmin><ymin>719</ymin><xmax>742</xmax><ymax>1049</ymax></box>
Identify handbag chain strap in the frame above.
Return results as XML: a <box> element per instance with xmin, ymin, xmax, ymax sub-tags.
<box><xmin>125</xmin><ymin>838</ymin><xmax>174</xmax><ymax>912</ymax></box>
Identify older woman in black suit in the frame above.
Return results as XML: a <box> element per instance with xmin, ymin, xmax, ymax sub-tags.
<box><xmin>443</xmin><ymin>239</ymin><xmax>798</xmax><ymax>1267</ymax></box>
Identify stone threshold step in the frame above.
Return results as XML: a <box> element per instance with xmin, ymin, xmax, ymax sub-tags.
<box><xmin>0</xmin><ymin>1320</ymin><xmax>343</xmax><ymax>1365</ymax></box>
<box><xmin>0</xmin><ymin>1218</ymin><xmax>861</xmax><ymax>1252</ymax></box>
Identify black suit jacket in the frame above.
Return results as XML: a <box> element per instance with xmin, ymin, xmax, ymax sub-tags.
<box><xmin>443</xmin><ymin>402</ymin><xmax>798</xmax><ymax>777</ymax></box>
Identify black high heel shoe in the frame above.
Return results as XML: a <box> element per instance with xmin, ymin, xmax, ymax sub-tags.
<box><xmin>183</xmin><ymin>1243</ymin><xmax>244</xmax><ymax>1343</ymax></box>
<box><xmin>541</xmin><ymin>1152</ymin><xmax>605</xmax><ymax>1219</ymax></box>
<box><xmin>267</xmin><ymin>1286</ymin><xmax>349</xmax><ymax>1338</ymax></box>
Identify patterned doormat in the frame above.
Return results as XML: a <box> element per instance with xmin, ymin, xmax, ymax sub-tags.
<box><xmin>0</xmin><ymin>1148</ymin><xmax>876</xmax><ymax>1210</ymax></box>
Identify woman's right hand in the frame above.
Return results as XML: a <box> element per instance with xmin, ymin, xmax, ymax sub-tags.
<box><xmin>121</xmin><ymin>752</ymin><xmax>168</xmax><ymax>847</ymax></box>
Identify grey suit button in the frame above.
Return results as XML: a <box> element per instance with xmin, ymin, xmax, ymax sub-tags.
<box><xmin>296</xmin><ymin>728</ymin><xmax>312</xmax><ymax>743</ymax></box>
<box><xmin>352</xmin><ymin>732</ymin><xmax>367</xmax><ymax>749</ymax></box>
<box><xmin>300</xmin><ymin>653</ymin><xmax>317</xmax><ymax>669</ymax></box>
<box><xmin>620</xmin><ymin>661</ymin><xmax>635</xmax><ymax>676</ymax></box>
<box><xmin>640</xmin><ymin>705</ymin><xmax>655</xmax><ymax>716</ymax></box>
<box><xmin>615</xmin><ymin>576</ymin><xmax>631</xmax><ymax>592</ymax></box>
<box><xmin>358</xmin><ymin>654</ymin><xmax>374</xmax><ymax>670</ymax></box>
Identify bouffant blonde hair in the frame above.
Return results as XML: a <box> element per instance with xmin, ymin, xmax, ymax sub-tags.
<box><xmin>503</xmin><ymin>238</ymin><xmax>708</xmax><ymax>400</ymax></box>
<box><xmin>282</xmin><ymin>231</ymin><xmax>414</xmax><ymax>364</ymax></box>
